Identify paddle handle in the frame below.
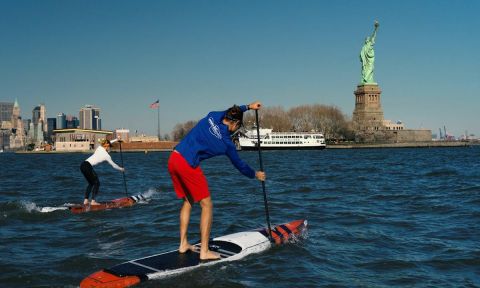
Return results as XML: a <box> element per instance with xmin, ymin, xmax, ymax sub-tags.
<box><xmin>255</xmin><ymin>110</ymin><xmax>273</xmax><ymax>242</ymax></box>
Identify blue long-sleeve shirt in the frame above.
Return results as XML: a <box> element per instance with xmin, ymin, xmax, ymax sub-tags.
<box><xmin>175</xmin><ymin>105</ymin><xmax>256</xmax><ymax>179</ymax></box>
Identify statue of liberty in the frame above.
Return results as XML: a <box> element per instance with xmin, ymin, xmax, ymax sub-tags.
<box><xmin>360</xmin><ymin>21</ymin><xmax>379</xmax><ymax>84</ymax></box>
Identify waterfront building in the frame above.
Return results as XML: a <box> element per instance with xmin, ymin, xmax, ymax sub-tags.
<box><xmin>79</xmin><ymin>105</ymin><xmax>101</xmax><ymax>130</ymax></box>
<box><xmin>53</xmin><ymin>128</ymin><xmax>113</xmax><ymax>152</ymax></box>
<box><xmin>115</xmin><ymin>129</ymin><xmax>130</xmax><ymax>142</ymax></box>
<box><xmin>130</xmin><ymin>134</ymin><xmax>159</xmax><ymax>142</ymax></box>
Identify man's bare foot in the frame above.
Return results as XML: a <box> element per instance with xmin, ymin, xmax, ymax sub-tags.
<box><xmin>200</xmin><ymin>250</ymin><xmax>220</xmax><ymax>260</ymax></box>
<box><xmin>179</xmin><ymin>243</ymin><xmax>194</xmax><ymax>253</ymax></box>
<box><xmin>90</xmin><ymin>200</ymin><xmax>101</xmax><ymax>206</ymax></box>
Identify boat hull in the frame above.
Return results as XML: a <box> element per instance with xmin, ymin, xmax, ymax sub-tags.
<box><xmin>240</xmin><ymin>145</ymin><xmax>326</xmax><ymax>150</ymax></box>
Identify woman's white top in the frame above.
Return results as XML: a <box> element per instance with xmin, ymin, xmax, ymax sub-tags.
<box><xmin>86</xmin><ymin>146</ymin><xmax>122</xmax><ymax>171</ymax></box>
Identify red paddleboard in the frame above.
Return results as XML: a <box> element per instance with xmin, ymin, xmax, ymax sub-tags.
<box><xmin>69</xmin><ymin>194</ymin><xmax>146</xmax><ymax>214</ymax></box>
<box><xmin>80</xmin><ymin>219</ymin><xmax>307</xmax><ymax>288</ymax></box>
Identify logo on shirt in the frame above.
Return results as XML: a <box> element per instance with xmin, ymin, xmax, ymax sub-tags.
<box><xmin>208</xmin><ymin>117</ymin><xmax>222</xmax><ymax>139</ymax></box>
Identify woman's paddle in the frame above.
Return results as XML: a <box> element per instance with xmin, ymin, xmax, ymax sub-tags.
<box><xmin>119</xmin><ymin>140</ymin><xmax>129</xmax><ymax>197</ymax></box>
<box><xmin>255</xmin><ymin>110</ymin><xmax>273</xmax><ymax>241</ymax></box>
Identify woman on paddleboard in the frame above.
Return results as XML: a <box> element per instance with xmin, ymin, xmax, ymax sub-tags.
<box><xmin>80</xmin><ymin>138</ymin><xmax>124</xmax><ymax>205</ymax></box>
<box><xmin>168</xmin><ymin>101</ymin><xmax>266</xmax><ymax>260</ymax></box>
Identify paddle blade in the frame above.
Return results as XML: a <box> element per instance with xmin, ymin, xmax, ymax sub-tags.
<box><xmin>258</xmin><ymin>219</ymin><xmax>308</xmax><ymax>245</ymax></box>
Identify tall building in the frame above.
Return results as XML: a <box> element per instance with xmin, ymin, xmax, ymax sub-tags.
<box><xmin>32</xmin><ymin>104</ymin><xmax>47</xmax><ymax>132</ymax></box>
<box><xmin>0</xmin><ymin>102</ymin><xmax>13</xmax><ymax>150</ymax></box>
<box><xmin>0</xmin><ymin>102</ymin><xmax>14</xmax><ymax>125</ymax></box>
<box><xmin>12</xmin><ymin>99</ymin><xmax>21</xmax><ymax>129</ymax></box>
<box><xmin>79</xmin><ymin>105</ymin><xmax>101</xmax><ymax>130</ymax></box>
<box><xmin>66</xmin><ymin>115</ymin><xmax>79</xmax><ymax>129</ymax></box>
<box><xmin>11</xmin><ymin>99</ymin><xmax>25</xmax><ymax>148</ymax></box>
<box><xmin>47</xmin><ymin>118</ymin><xmax>56</xmax><ymax>143</ymax></box>
<box><xmin>31</xmin><ymin>104</ymin><xmax>47</xmax><ymax>146</ymax></box>
<box><xmin>29</xmin><ymin>121</ymin><xmax>44</xmax><ymax>145</ymax></box>
<box><xmin>0</xmin><ymin>99</ymin><xmax>26</xmax><ymax>150</ymax></box>
<box><xmin>23</xmin><ymin>119</ymin><xmax>31</xmax><ymax>133</ymax></box>
<box><xmin>57</xmin><ymin>113</ymin><xmax>67</xmax><ymax>129</ymax></box>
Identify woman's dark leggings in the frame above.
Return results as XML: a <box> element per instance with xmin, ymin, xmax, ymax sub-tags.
<box><xmin>80</xmin><ymin>161</ymin><xmax>100</xmax><ymax>200</ymax></box>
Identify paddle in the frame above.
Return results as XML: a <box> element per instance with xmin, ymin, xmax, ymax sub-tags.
<box><xmin>119</xmin><ymin>140</ymin><xmax>129</xmax><ymax>197</ymax></box>
<box><xmin>255</xmin><ymin>110</ymin><xmax>273</xmax><ymax>242</ymax></box>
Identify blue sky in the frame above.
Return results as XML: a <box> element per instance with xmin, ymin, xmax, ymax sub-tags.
<box><xmin>1</xmin><ymin>0</ymin><xmax>479</xmax><ymax>138</ymax></box>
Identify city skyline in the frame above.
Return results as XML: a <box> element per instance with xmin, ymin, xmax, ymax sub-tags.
<box><xmin>1</xmin><ymin>0</ymin><xmax>479</xmax><ymax>138</ymax></box>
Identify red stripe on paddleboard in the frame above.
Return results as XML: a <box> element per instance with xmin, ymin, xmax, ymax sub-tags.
<box><xmin>80</xmin><ymin>269</ymin><xmax>142</xmax><ymax>288</ymax></box>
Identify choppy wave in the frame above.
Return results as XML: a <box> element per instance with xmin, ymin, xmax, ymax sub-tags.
<box><xmin>1</xmin><ymin>148</ymin><xmax>480</xmax><ymax>287</ymax></box>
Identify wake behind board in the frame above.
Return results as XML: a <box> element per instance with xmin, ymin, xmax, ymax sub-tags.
<box><xmin>69</xmin><ymin>194</ymin><xmax>146</xmax><ymax>214</ymax></box>
<box><xmin>80</xmin><ymin>219</ymin><xmax>307</xmax><ymax>288</ymax></box>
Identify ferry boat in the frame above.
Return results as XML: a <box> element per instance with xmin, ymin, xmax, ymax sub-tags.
<box><xmin>238</xmin><ymin>128</ymin><xmax>326</xmax><ymax>150</ymax></box>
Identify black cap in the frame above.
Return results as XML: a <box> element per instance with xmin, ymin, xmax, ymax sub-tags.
<box><xmin>225</xmin><ymin>105</ymin><xmax>244</xmax><ymax>126</ymax></box>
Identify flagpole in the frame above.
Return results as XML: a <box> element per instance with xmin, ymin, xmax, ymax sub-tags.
<box><xmin>157</xmin><ymin>105</ymin><xmax>160</xmax><ymax>140</ymax></box>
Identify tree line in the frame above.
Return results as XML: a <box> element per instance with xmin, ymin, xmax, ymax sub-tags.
<box><xmin>171</xmin><ymin>104</ymin><xmax>354</xmax><ymax>142</ymax></box>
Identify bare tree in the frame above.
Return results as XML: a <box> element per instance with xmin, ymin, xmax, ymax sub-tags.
<box><xmin>243</xmin><ymin>106</ymin><xmax>291</xmax><ymax>131</ymax></box>
<box><xmin>172</xmin><ymin>104</ymin><xmax>355</xmax><ymax>142</ymax></box>
<box><xmin>171</xmin><ymin>120</ymin><xmax>198</xmax><ymax>141</ymax></box>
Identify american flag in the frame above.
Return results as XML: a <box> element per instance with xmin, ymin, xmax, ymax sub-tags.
<box><xmin>149</xmin><ymin>100</ymin><xmax>159</xmax><ymax>109</ymax></box>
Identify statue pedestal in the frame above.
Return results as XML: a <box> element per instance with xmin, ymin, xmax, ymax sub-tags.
<box><xmin>352</xmin><ymin>84</ymin><xmax>385</xmax><ymax>139</ymax></box>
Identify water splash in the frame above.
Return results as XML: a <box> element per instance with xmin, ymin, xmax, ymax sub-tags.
<box><xmin>286</xmin><ymin>220</ymin><xmax>309</xmax><ymax>245</ymax></box>
<box><xmin>142</xmin><ymin>188</ymin><xmax>161</xmax><ymax>200</ymax></box>
<box><xmin>19</xmin><ymin>200</ymin><xmax>42</xmax><ymax>213</ymax></box>
<box><xmin>39</xmin><ymin>206</ymin><xmax>69</xmax><ymax>213</ymax></box>
<box><xmin>18</xmin><ymin>200</ymin><xmax>69</xmax><ymax>213</ymax></box>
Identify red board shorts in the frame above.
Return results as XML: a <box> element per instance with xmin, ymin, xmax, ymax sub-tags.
<box><xmin>168</xmin><ymin>151</ymin><xmax>210</xmax><ymax>203</ymax></box>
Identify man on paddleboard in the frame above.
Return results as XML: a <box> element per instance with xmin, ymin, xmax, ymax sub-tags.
<box><xmin>80</xmin><ymin>138</ymin><xmax>124</xmax><ymax>205</ymax></box>
<box><xmin>168</xmin><ymin>102</ymin><xmax>265</xmax><ymax>260</ymax></box>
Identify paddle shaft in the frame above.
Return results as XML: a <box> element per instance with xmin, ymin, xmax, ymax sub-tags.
<box><xmin>255</xmin><ymin>110</ymin><xmax>273</xmax><ymax>241</ymax></box>
<box><xmin>119</xmin><ymin>141</ymin><xmax>129</xmax><ymax>196</ymax></box>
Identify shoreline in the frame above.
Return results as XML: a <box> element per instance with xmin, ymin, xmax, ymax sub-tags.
<box><xmin>326</xmin><ymin>141</ymin><xmax>472</xmax><ymax>149</ymax></box>
<box><xmin>12</xmin><ymin>141</ymin><xmax>475</xmax><ymax>154</ymax></box>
